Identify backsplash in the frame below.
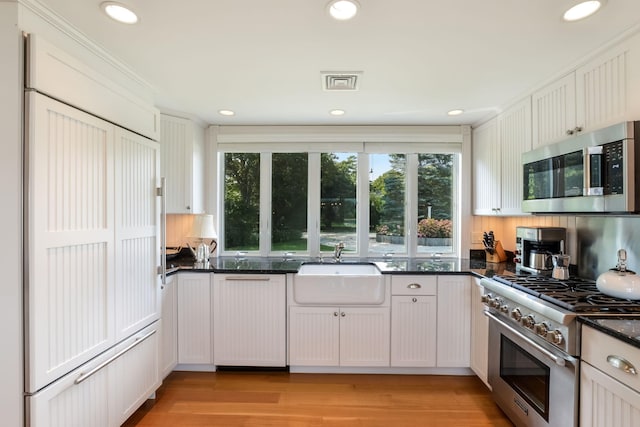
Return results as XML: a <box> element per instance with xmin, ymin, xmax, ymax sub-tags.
<box><xmin>166</xmin><ymin>214</ymin><xmax>195</xmax><ymax>248</ymax></box>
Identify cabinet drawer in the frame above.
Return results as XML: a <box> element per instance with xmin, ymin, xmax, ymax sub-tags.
<box><xmin>582</xmin><ymin>325</ymin><xmax>640</xmax><ymax>393</ymax></box>
<box><xmin>391</xmin><ymin>275</ymin><xmax>437</xmax><ymax>295</ymax></box>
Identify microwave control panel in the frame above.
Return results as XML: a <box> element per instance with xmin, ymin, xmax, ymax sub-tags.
<box><xmin>603</xmin><ymin>140</ymin><xmax>624</xmax><ymax>195</ymax></box>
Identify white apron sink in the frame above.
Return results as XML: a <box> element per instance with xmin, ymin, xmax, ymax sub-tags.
<box><xmin>293</xmin><ymin>263</ymin><xmax>384</xmax><ymax>305</ymax></box>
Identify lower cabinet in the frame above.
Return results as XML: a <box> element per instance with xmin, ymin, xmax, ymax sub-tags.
<box><xmin>27</xmin><ymin>322</ymin><xmax>159</xmax><ymax>427</ymax></box>
<box><xmin>289</xmin><ymin>306</ymin><xmax>390</xmax><ymax>367</ymax></box>
<box><xmin>436</xmin><ymin>275</ymin><xmax>471</xmax><ymax>367</ymax></box>
<box><xmin>213</xmin><ymin>274</ymin><xmax>287</xmax><ymax>366</ymax></box>
<box><xmin>580</xmin><ymin>325</ymin><xmax>640</xmax><ymax>426</ymax></box>
<box><xmin>470</xmin><ymin>278</ymin><xmax>489</xmax><ymax>386</ymax></box>
<box><xmin>390</xmin><ymin>275</ymin><xmax>438</xmax><ymax>367</ymax></box>
<box><xmin>177</xmin><ymin>273</ymin><xmax>213</xmax><ymax>365</ymax></box>
<box><xmin>160</xmin><ymin>273</ymin><xmax>178</xmax><ymax>378</ymax></box>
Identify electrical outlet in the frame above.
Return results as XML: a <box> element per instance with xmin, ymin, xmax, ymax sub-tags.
<box><xmin>471</xmin><ymin>232</ymin><xmax>483</xmax><ymax>244</ymax></box>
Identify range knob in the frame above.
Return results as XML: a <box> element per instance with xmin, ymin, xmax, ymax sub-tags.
<box><xmin>481</xmin><ymin>293</ymin><xmax>492</xmax><ymax>304</ymax></box>
<box><xmin>522</xmin><ymin>315</ymin><xmax>536</xmax><ymax>329</ymax></box>
<box><xmin>534</xmin><ymin>322</ymin><xmax>550</xmax><ymax>337</ymax></box>
<box><xmin>511</xmin><ymin>308</ymin><xmax>523</xmax><ymax>322</ymax></box>
<box><xmin>550</xmin><ymin>330</ymin><xmax>564</xmax><ymax>345</ymax></box>
<box><xmin>500</xmin><ymin>305</ymin><xmax>509</xmax><ymax>314</ymax></box>
<box><xmin>490</xmin><ymin>298</ymin><xmax>503</xmax><ymax>309</ymax></box>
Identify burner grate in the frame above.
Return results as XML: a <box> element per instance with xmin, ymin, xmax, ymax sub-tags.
<box><xmin>491</xmin><ymin>274</ymin><xmax>640</xmax><ymax>314</ymax></box>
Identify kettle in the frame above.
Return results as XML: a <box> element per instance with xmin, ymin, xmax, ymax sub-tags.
<box><xmin>552</xmin><ymin>254</ymin><xmax>570</xmax><ymax>280</ymax></box>
<box><xmin>187</xmin><ymin>239</ymin><xmax>218</xmax><ymax>263</ymax></box>
<box><xmin>596</xmin><ymin>249</ymin><xmax>640</xmax><ymax>300</ymax></box>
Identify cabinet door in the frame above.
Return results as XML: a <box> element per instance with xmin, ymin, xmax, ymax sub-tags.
<box><xmin>159</xmin><ymin>115</ymin><xmax>204</xmax><ymax>214</ymax></box>
<box><xmin>472</xmin><ymin>117</ymin><xmax>500</xmax><ymax>215</ymax></box>
<box><xmin>25</xmin><ymin>92</ymin><xmax>116</xmax><ymax>393</ymax></box>
<box><xmin>580</xmin><ymin>362</ymin><xmax>640</xmax><ymax>427</ymax></box>
<box><xmin>289</xmin><ymin>306</ymin><xmax>340</xmax><ymax>366</ymax></box>
<box><xmin>160</xmin><ymin>274</ymin><xmax>178</xmax><ymax>378</ymax></box>
<box><xmin>339</xmin><ymin>307</ymin><xmax>390</xmax><ymax>367</ymax></box>
<box><xmin>498</xmin><ymin>97</ymin><xmax>532</xmax><ymax>216</ymax></box>
<box><xmin>109</xmin><ymin>322</ymin><xmax>160</xmax><ymax>426</ymax></box>
<box><xmin>391</xmin><ymin>295</ymin><xmax>436</xmax><ymax>367</ymax></box>
<box><xmin>177</xmin><ymin>273</ymin><xmax>212</xmax><ymax>364</ymax></box>
<box><xmin>531</xmin><ymin>73</ymin><xmax>577</xmax><ymax>148</ymax></box>
<box><xmin>576</xmin><ymin>45</ymin><xmax>629</xmax><ymax>133</ymax></box>
<box><xmin>436</xmin><ymin>276</ymin><xmax>471</xmax><ymax>367</ymax></box>
<box><xmin>213</xmin><ymin>275</ymin><xmax>286</xmax><ymax>366</ymax></box>
<box><xmin>470</xmin><ymin>279</ymin><xmax>489</xmax><ymax>387</ymax></box>
<box><xmin>114</xmin><ymin>127</ymin><xmax>161</xmax><ymax>341</ymax></box>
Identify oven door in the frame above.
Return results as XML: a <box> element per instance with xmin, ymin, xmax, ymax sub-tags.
<box><xmin>486</xmin><ymin>312</ymin><xmax>578</xmax><ymax>427</ymax></box>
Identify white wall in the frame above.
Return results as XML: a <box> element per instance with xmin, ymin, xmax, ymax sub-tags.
<box><xmin>0</xmin><ymin>3</ymin><xmax>24</xmax><ymax>426</ymax></box>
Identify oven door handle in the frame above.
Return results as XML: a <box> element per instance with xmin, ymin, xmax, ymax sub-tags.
<box><xmin>484</xmin><ymin>311</ymin><xmax>568</xmax><ymax>367</ymax></box>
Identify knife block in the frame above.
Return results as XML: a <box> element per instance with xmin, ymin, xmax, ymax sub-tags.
<box><xmin>486</xmin><ymin>240</ymin><xmax>508</xmax><ymax>263</ymax></box>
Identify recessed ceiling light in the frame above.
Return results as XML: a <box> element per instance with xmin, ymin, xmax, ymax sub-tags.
<box><xmin>563</xmin><ymin>1</ymin><xmax>605</xmax><ymax>22</ymax></box>
<box><xmin>330</xmin><ymin>109</ymin><xmax>346</xmax><ymax>116</ymax></box>
<box><xmin>447</xmin><ymin>109</ymin><xmax>464</xmax><ymax>116</ymax></box>
<box><xmin>101</xmin><ymin>2</ymin><xmax>138</xmax><ymax>24</ymax></box>
<box><xmin>218</xmin><ymin>109</ymin><xmax>235</xmax><ymax>116</ymax></box>
<box><xmin>327</xmin><ymin>0</ymin><xmax>360</xmax><ymax>21</ymax></box>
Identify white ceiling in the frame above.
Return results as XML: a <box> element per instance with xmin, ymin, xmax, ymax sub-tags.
<box><xmin>36</xmin><ymin>0</ymin><xmax>640</xmax><ymax>126</ymax></box>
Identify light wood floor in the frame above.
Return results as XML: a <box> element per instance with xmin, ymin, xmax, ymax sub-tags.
<box><xmin>123</xmin><ymin>370</ymin><xmax>513</xmax><ymax>426</ymax></box>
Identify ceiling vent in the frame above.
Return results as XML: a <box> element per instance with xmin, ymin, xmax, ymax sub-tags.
<box><xmin>321</xmin><ymin>71</ymin><xmax>362</xmax><ymax>91</ymax></box>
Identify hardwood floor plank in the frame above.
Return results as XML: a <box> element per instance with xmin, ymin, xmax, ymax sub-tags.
<box><xmin>123</xmin><ymin>371</ymin><xmax>513</xmax><ymax>427</ymax></box>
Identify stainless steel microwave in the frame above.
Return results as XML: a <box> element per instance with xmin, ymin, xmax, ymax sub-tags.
<box><xmin>522</xmin><ymin>121</ymin><xmax>640</xmax><ymax>213</ymax></box>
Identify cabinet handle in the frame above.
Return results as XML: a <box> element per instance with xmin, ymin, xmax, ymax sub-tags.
<box><xmin>607</xmin><ymin>355</ymin><xmax>638</xmax><ymax>375</ymax></box>
<box><xmin>186</xmin><ymin>205</ymin><xmax>191</xmax><ymax>210</ymax></box>
<box><xmin>574</xmin><ymin>126</ymin><xmax>583</xmax><ymax>133</ymax></box>
<box><xmin>74</xmin><ymin>329</ymin><xmax>157</xmax><ymax>385</ymax></box>
<box><xmin>341</xmin><ymin>312</ymin><xmax>346</xmax><ymax>317</ymax></box>
<box><xmin>412</xmin><ymin>297</ymin><xmax>418</xmax><ymax>303</ymax></box>
<box><xmin>408</xmin><ymin>283</ymin><xmax>421</xmax><ymax>289</ymax></box>
<box><xmin>566</xmin><ymin>129</ymin><xmax>575</xmax><ymax>135</ymax></box>
<box><xmin>225</xmin><ymin>276</ymin><xmax>271</xmax><ymax>281</ymax></box>
<box><xmin>334</xmin><ymin>312</ymin><xmax>339</xmax><ymax>317</ymax></box>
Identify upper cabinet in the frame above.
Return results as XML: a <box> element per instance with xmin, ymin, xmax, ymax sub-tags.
<box><xmin>473</xmin><ymin>97</ymin><xmax>532</xmax><ymax>216</ymax></box>
<box><xmin>160</xmin><ymin>114</ymin><xmax>205</xmax><ymax>214</ymax></box>
<box><xmin>532</xmin><ymin>32</ymin><xmax>640</xmax><ymax>148</ymax></box>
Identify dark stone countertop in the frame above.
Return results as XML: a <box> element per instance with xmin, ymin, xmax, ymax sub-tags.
<box><xmin>166</xmin><ymin>253</ymin><xmax>516</xmax><ymax>277</ymax></box>
<box><xmin>579</xmin><ymin>317</ymin><xmax>640</xmax><ymax>349</ymax></box>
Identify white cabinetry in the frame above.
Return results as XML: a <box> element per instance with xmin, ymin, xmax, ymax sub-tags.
<box><xmin>473</xmin><ymin>97</ymin><xmax>531</xmax><ymax>216</ymax></box>
<box><xmin>390</xmin><ymin>276</ymin><xmax>437</xmax><ymax>367</ymax></box>
<box><xmin>27</xmin><ymin>322</ymin><xmax>159</xmax><ymax>427</ymax></box>
<box><xmin>177</xmin><ymin>273</ymin><xmax>213</xmax><ymax>365</ymax></box>
<box><xmin>160</xmin><ymin>274</ymin><xmax>178</xmax><ymax>378</ymax></box>
<box><xmin>289</xmin><ymin>306</ymin><xmax>390</xmax><ymax>367</ymax></box>
<box><xmin>159</xmin><ymin>114</ymin><xmax>204</xmax><ymax>214</ymax></box>
<box><xmin>470</xmin><ymin>278</ymin><xmax>489</xmax><ymax>387</ymax></box>
<box><xmin>213</xmin><ymin>274</ymin><xmax>287</xmax><ymax>367</ymax></box>
<box><xmin>580</xmin><ymin>325</ymin><xmax>640</xmax><ymax>427</ymax></box>
<box><xmin>437</xmin><ymin>275</ymin><xmax>471</xmax><ymax>367</ymax></box>
<box><xmin>533</xmin><ymin>35</ymin><xmax>640</xmax><ymax>148</ymax></box>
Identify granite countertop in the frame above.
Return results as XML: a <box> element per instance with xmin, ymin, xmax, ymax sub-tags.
<box><xmin>167</xmin><ymin>253</ymin><xmax>516</xmax><ymax>277</ymax></box>
<box><xmin>579</xmin><ymin>317</ymin><xmax>640</xmax><ymax>349</ymax></box>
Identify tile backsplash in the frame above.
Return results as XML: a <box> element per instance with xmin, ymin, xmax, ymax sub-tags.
<box><xmin>166</xmin><ymin>214</ymin><xmax>195</xmax><ymax>248</ymax></box>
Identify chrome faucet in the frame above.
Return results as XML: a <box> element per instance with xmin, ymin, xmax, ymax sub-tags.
<box><xmin>334</xmin><ymin>242</ymin><xmax>345</xmax><ymax>262</ymax></box>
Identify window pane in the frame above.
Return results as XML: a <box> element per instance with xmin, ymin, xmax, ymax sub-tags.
<box><xmin>223</xmin><ymin>153</ymin><xmax>260</xmax><ymax>251</ymax></box>
<box><xmin>272</xmin><ymin>153</ymin><xmax>308</xmax><ymax>252</ymax></box>
<box><xmin>417</xmin><ymin>154</ymin><xmax>454</xmax><ymax>254</ymax></box>
<box><xmin>320</xmin><ymin>153</ymin><xmax>357</xmax><ymax>253</ymax></box>
<box><xmin>370</xmin><ymin>154</ymin><xmax>406</xmax><ymax>254</ymax></box>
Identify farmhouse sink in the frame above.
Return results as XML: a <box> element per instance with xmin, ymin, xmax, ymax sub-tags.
<box><xmin>293</xmin><ymin>263</ymin><xmax>385</xmax><ymax>305</ymax></box>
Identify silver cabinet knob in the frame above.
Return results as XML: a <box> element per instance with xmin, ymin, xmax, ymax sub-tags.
<box><xmin>334</xmin><ymin>312</ymin><xmax>339</xmax><ymax>317</ymax></box>
<box><xmin>341</xmin><ymin>312</ymin><xmax>346</xmax><ymax>317</ymax></box>
<box><xmin>412</xmin><ymin>297</ymin><xmax>418</xmax><ymax>303</ymax></box>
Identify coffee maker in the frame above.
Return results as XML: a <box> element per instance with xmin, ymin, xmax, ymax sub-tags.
<box><xmin>515</xmin><ymin>226</ymin><xmax>566</xmax><ymax>275</ymax></box>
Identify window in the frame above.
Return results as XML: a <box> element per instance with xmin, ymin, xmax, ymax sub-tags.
<box><xmin>369</xmin><ymin>154</ymin><xmax>406</xmax><ymax>254</ymax></box>
<box><xmin>417</xmin><ymin>154</ymin><xmax>454</xmax><ymax>254</ymax></box>
<box><xmin>320</xmin><ymin>153</ymin><xmax>357</xmax><ymax>253</ymax></box>
<box><xmin>223</xmin><ymin>153</ymin><xmax>260</xmax><ymax>251</ymax></box>
<box><xmin>219</xmin><ymin>147</ymin><xmax>459</xmax><ymax>257</ymax></box>
<box><xmin>272</xmin><ymin>153</ymin><xmax>308</xmax><ymax>252</ymax></box>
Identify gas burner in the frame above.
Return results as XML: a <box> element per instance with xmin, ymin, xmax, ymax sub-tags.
<box><xmin>491</xmin><ymin>274</ymin><xmax>640</xmax><ymax>314</ymax></box>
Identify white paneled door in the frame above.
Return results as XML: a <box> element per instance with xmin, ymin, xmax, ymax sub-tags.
<box><xmin>26</xmin><ymin>92</ymin><xmax>116</xmax><ymax>393</ymax></box>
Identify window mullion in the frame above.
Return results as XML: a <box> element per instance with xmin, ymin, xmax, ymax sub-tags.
<box><xmin>406</xmin><ymin>154</ymin><xmax>418</xmax><ymax>258</ymax></box>
<box><xmin>261</xmin><ymin>152</ymin><xmax>271</xmax><ymax>256</ymax></box>
<box><xmin>308</xmin><ymin>153</ymin><xmax>321</xmax><ymax>257</ymax></box>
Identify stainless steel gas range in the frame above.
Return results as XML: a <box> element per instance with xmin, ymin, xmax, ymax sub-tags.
<box><xmin>480</xmin><ymin>274</ymin><xmax>640</xmax><ymax>427</ymax></box>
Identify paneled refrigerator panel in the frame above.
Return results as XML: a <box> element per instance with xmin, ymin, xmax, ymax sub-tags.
<box><xmin>25</xmin><ymin>92</ymin><xmax>116</xmax><ymax>393</ymax></box>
